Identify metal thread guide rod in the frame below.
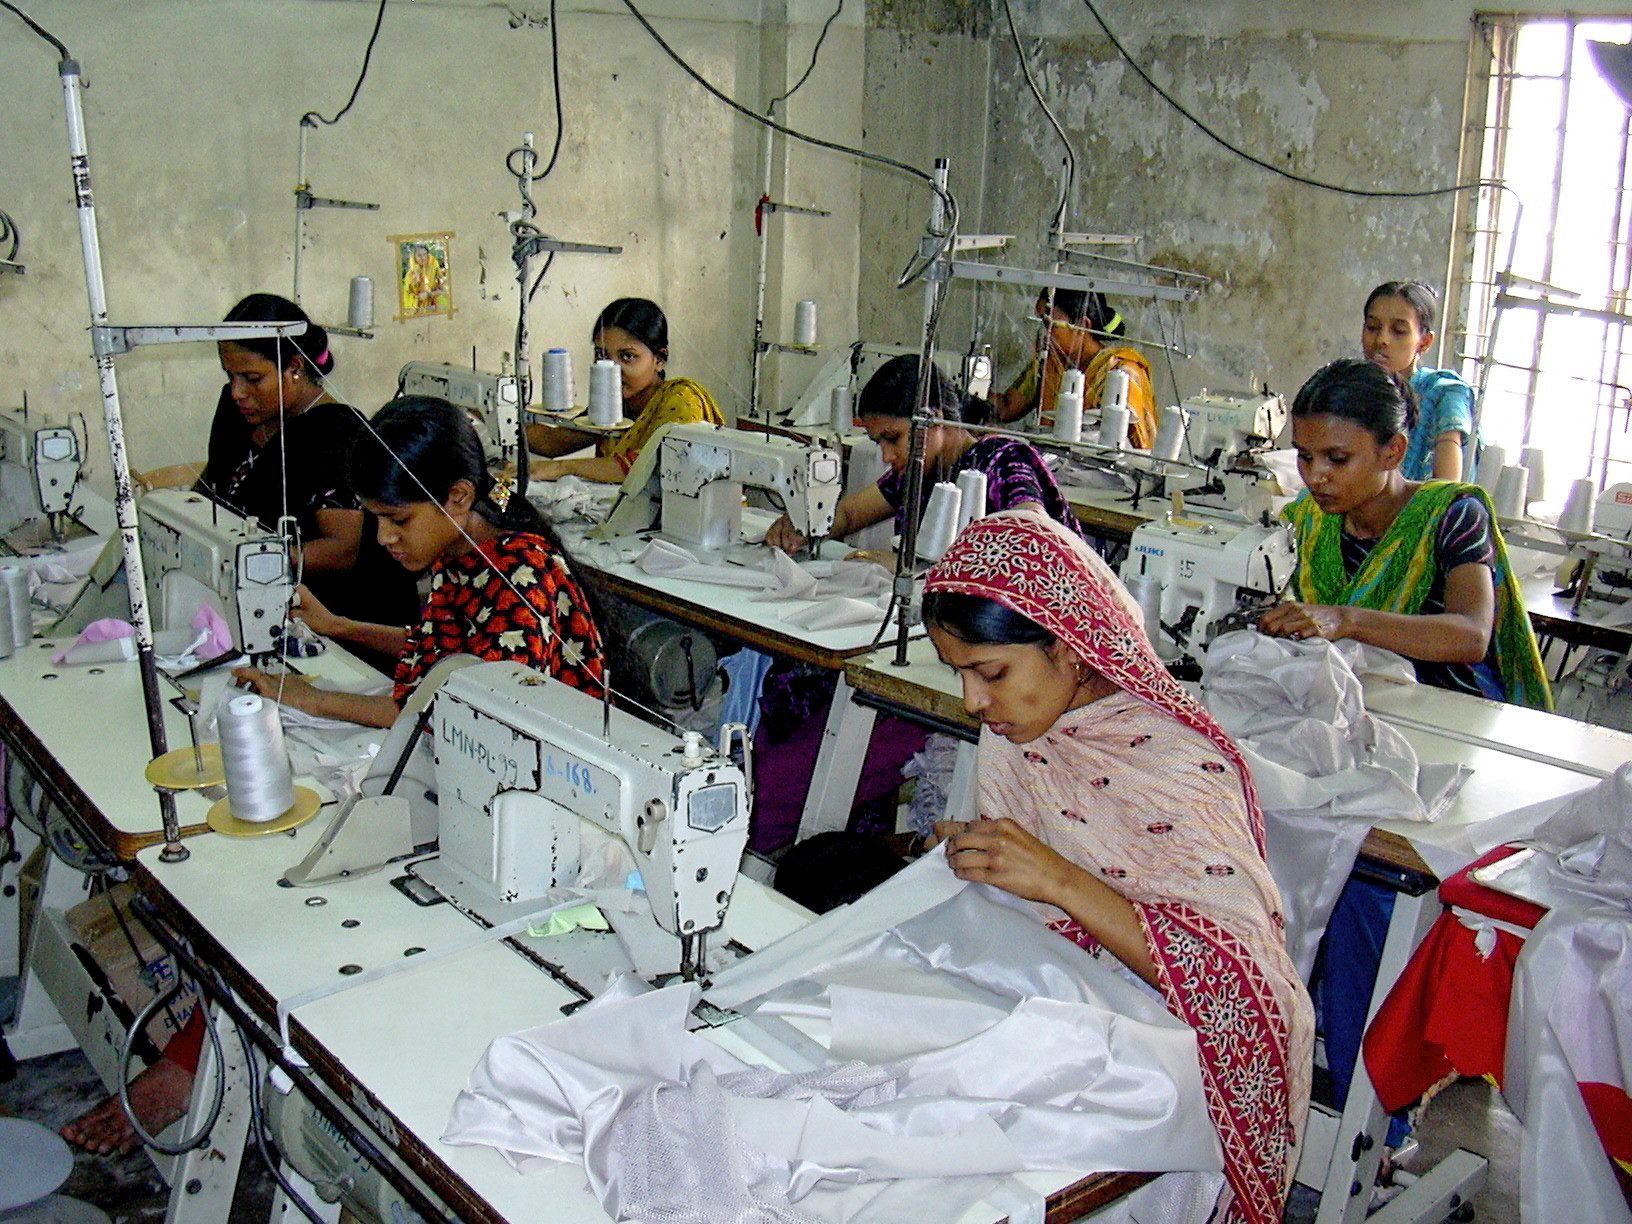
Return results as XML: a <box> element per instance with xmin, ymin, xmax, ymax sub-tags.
<box><xmin>58</xmin><ymin>53</ymin><xmax>307</xmax><ymax>860</ymax></box>
<box><xmin>891</xmin><ymin>158</ymin><xmax>953</xmax><ymax>668</ymax></box>
<box><xmin>504</xmin><ymin>131</ymin><xmax>622</xmax><ymax>504</ymax></box>
<box><xmin>291</xmin><ymin>116</ymin><xmax>379</xmax><ymax>322</ymax></box>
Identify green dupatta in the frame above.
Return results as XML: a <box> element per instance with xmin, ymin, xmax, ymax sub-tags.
<box><xmin>1282</xmin><ymin>481</ymin><xmax>1553</xmax><ymax>711</ymax></box>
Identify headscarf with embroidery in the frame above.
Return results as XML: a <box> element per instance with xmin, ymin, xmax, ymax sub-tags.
<box><xmin>925</xmin><ymin>510</ymin><xmax>1311</xmax><ymax>1224</ymax></box>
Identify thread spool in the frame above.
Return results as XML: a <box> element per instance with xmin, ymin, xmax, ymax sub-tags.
<box><xmin>347</xmin><ymin>276</ymin><xmax>374</xmax><ymax>330</ymax></box>
<box><xmin>1052</xmin><ymin>390</ymin><xmax>1084</xmax><ymax>443</ymax></box>
<box><xmin>1558</xmin><ymin>477</ymin><xmax>1598</xmax><ymax>535</ymax></box>
<box><xmin>2</xmin><ymin>564</ymin><xmax>28</xmax><ymax>652</ymax></box>
<box><xmin>1153</xmin><ymin>406</ymin><xmax>1187</xmax><ymax>461</ymax></box>
<box><xmin>588</xmin><ymin>359</ymin><xmax>622</xmax><ymax>427</ymax></box>
<box><xmin>217</xmin><ymin>693</ymin><xmax>294</xmax><ymax>823</ymax></box>
<box><xmin>1123</xmin><ymin>575</ymin><xmax>1164</xmax><ymax>645</ymax></box>
<box><xmin>829</xmin><ymin>384</ymin><xmax>853</xmax><ymax>436</ymax></box>
<box><xmin>542</xmin><ymin>348</ymin><xmax>573</xmax><ymax>414</ymax></box>
<box><xmin>1475</xmin><ymin>444</ymin><xmax>1507</xmax><ymax>493</ymax></box>
<box><xmin>0</xmin><ymin>568</ymin><xmax>15</xmax><ymax>660</ymax></box>
<box><xmin>1060</xmin><ymin>368</ymin><xmax>1086</xmax><ymax>398</ymax></box>
<box><xmin>1519</xmin><ymin>446</ymin><xmax>1546</xmax><ymax>505</ymax></box>
<box><xmin>1100</xmin><ymin>367</ymin><xmax>1131</xmax><ymax>414</ymax></box>
<box><xmin>955</xmin><ymin>469</ymin><xmax>987</xmax><ymax>532</ymax></box>
<box><xmin>916</xmin><ymin>482</ymin><xmax>963</xmax><ymax>562</ymax></box>
<box><xmin>1493</xmin><ymin>465</ymin><xmax>1530</xmax><ymax>521</ymax></box>
<box><xmin>794</xmin><ymin>299</ymin><xmax>818</xmax><ymax>347</ymax></box>
<box><xmin>1099</xmin><ymin>404</ymin><xmax>1131</xmax><ymax>451</ymax></box>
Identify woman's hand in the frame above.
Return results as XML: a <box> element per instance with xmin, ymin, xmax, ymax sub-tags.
<box><xmin>1257</xmin><ymin>600</ymin><xmax>1349</xmax><ymax>643</ymax></box>
<box><xmin>231</xmin><ymin>667</ymin><xmax>324</xmax><ymax>717</ymax></box>
<box><xmin>932</xmin><ymin>817</ymin><xmax>1078</xmax><ymax>907</ymax></box>
<box><xmin>765</xmin><ymin>514</ymin><xmax>808</xmax><ymax>555</ymax></box>
<box><xmin>288</xmin><ymin>584</ymin><xmax>343</xmax><ymax>639</ymax></box>
<box><xmin>844</xmin><ymin>548</ymin><xmax>894</xmax><ymax>568</ymax></box>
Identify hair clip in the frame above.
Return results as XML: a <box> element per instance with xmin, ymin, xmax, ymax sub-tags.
<box><xmin>488</xmin><ymin>474</ymin><xmax>514</xmax><ymax>512</ymax></box>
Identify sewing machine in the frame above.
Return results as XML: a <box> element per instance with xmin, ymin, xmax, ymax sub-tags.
<box><xmin>0</xmin><ymin>410</ymin><xmax>84</xmax><ymax>546</ymax></box>
<box><xmin>1121</xmin><ymin>514</ymin><xmax>1296</xmax><ymax>661</ymax></box>
<box><xmin>603</xmin><ymin>422</ymin><xmax>841</xmax><ymax>551</ymax></box>
<box><xmin>136</xmin><ymin>489</ymin><xmax>293</xmax><ymax>657</ymax></box>
<box><xmin>398</xmin><ymin>361</ymin><xmax>523</xmax><ymax>465</ymax></box>
<box><xmin>1180</xmin><ymin>389</ymin><xmax>1288</xmax><ymax>514</ymax></box>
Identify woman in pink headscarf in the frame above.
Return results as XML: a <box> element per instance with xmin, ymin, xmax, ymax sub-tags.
<box><xmin>923</xmin><ymin>509</ymin><xmax>1312</xmax><ymax>1224</ymax></box>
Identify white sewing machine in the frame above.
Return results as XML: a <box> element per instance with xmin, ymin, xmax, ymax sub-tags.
<box><xmin>1122</xmin><ymin>514</ymin><xmax>1296</xmax><ymax>660</ymax></box>
<box><xmin>0</xmin><ymin>410</ymin><xmax>84</xmax><ymax>545</ymax></box>
<box><xmin>291</xmin><ymin>660</ymin><xmax>751</xmax><ymax>984</ymax></box>
<box><xmin>1181</xmin><ymin>389</ymin><xmax>1288</xmax><ymax>514</ymax></box>
<box><xmin>136</xmin><ymin>489</ymin><xmax>293</xmax><ymax>657</ymax></box>
<box><xmin>603</xmin><ymin>422</ymin><xmax>841</xmax><ymax>551</ymax></box>
<box><xmin>398</xmin><ymin>361</ymin><xmax>523</xmax><ymax>465</ymax></box>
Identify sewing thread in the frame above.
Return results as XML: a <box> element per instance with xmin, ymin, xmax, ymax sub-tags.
<box><xmin>542</xmin><ymin>348</ymin><xmax>573</xmax><ymax>414</ymax></box>
<box><xmin>1</xmin><ymin>564</ymin><xmax>29</xmax><ymax>653</ymax></box>
<box><xmin>218</xmin><ymin>693</ymin><xmax>295</xmax><ymax>823</ymax></box>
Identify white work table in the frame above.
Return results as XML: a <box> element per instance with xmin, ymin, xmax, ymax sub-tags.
<box><xmin>0</xmin><ymin>638</ymin><xmax>384</xmax><ymax>858</ymax></box>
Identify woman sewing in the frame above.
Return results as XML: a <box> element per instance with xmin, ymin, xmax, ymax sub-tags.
<box><xmin>525</xmin><ymin>297</ymin><xmax>722</xmax><ymax>483</ymax></box>
<box><xmin>235</xmin><ymin>396</ymin><xmax>606</xmax><ymax>726</ymax></box>
<box><xmin>1258</xmin><ymin>358</ymin><xmax>1550</xmax><ymax>709</ymax></box>
<box><xmin>194</xmin><ymin>293</ymin><xmax>419</xmax><ymax>665</ymax></box>
<box><xmin>985</xmin><ymin>289</ymin><xmax>1157</xmax><ymax>448</ymax></box>
<box><xmin>923</xmin><ymin>509</ymin><xmax>1312</xmax><ymax>1224</ymax></box>
<box><xmin>765</xmin><ymin>354</ymin><xmax>1081</xmax><ymax>562</ymax></box>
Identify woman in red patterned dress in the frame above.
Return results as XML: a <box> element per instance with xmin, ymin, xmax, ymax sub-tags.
<box><xmin>234</xmin><ymin>395</ymin><xmax>605</xmax><ymax>726</ymax></box>
<box><xmin>921</xmin><ymin>509</ymin><xmax>1311</xmax><ymax>1224</ymax></box>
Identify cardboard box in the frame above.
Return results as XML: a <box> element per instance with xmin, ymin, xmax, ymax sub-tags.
<box><xmin>64</xmin><ymin>882</ymin><xmax>199</xmax><ymax>1056</ymax></box>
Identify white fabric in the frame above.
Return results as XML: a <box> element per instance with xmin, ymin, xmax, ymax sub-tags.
<box><xmin>444</xmin><ymin>856</ymin><xmax>1221</xmax><ymax>1223</ymax></box>
<box><xmin>526</xmin><ymin>473</ymin><xmax>620</xmax><ymax>525</ymax></box>
<box><xmin>1526</xmin><ymin>762</ymin><xmax>1632</xmax><ymax>909</ymax></box>
<box><xmin>1504</xmin><ymin>905</ymin><xmax>1632</xmax><ymax>1224</ymax></box>
<box><xmin>1202</xmin><ymin>631</ymin><xmax>1469</xmax><ymax>981</ymax></box>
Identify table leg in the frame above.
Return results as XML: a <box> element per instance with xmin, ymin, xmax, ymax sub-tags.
<box><xmin>795</xmin><ymin>675</ymin><xmax>876</xmax><ymax>842</ymax></box>
<box><xmin>163</xmin><ymin>999</ymin><xmax>254</xmax><ymax>1223</ymax></box>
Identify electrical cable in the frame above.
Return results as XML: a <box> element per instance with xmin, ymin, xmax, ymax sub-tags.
<box><xmin>1002</xmin><ymin>0</ymin><xmax>1075</xmax><ymax>235</ymax></box>
<box><xmin>301</xmin><ymin>0</ymin><xmax>389</xmax><ymax>127</ymax></box>
<box><xmin>0</xmin><ymin>209</ymin><xmax>20</xmax><ymax>265</ymax></box>
<box><xmin>615</xmin><ymin>0</ymin><xmax>958</xmax><ymax>282</ymax></box>
<box><xmin>0</xmin><ymin>0</ymin><xmax>67</xmax><ymax>57</ymax></box>
<box><xmin>767</xmin><ymin>0</ymin><xmax>844</xmax><ymax>111</ymax></box>
<box><xmin>508</xmin><ymin>0</ymin><xmax>566</xmax><ymax>183</ymax></box>
<box><xmin>1075</xmin><ymin>0</ymin><xmax>1500</xmax><ymax>201</ymax></box>
<box><xmin>117</xmin><ymin>978</ymin><xmax>226</xmax><ymax>1156</ymax></box>
<box><xmin>228</xmin><ymin>990</ymin><xmax>329</xmax><ymax>1224</ymax></box>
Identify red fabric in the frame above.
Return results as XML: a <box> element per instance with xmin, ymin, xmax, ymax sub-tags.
<box><xmin>1363</xmin><ymin>844</ymin><xmax>1540</xmax><ymax>1113</ymax></box>
<box><xmin>164</xmin><ymin>1008</ymin><xmax>206</xmax><ymax>1073</ymax></box>
<box><xmin>1362</xmin><ymin>911</ymin><xmax>1524</xmax><ymax>1112</ymax></box>
<box><xmin>926</xmin><ymin>511</ymin><xmax>1300</xmax><ymax>1224</ymax></box>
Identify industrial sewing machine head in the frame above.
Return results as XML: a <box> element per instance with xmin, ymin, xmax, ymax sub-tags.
<box><xmin>397</xmin><ymin>361</ymin><xmax>523</xmax><ymax>465</ymax></box>
<box><xmin>1121</xmin><ymin>514</ymin><xmax>1296</xmax><ymax>664</ymax></box>
<box><xmin>405</xmin><ymin>662</ymin><xmax>750</xmax><ymax>980</ymax></box>
<box><xmin>0</xmin><ymin>409</ymin><xmax>84</xmax><ymax>548</ymax></box>
<box><xmin>136</xmin><ymin>489</ymin><xmax>293</xmax><ymax>658</ymax></box>
<box><xmin>601</xmin><ymin>421</ymin><xmax>841</xmax><ymax>551</ymax></box>
<box><xmin>1181</xmin><ymin>390</ymin><xmax>1288</xmax><ymax>514</ymax></box>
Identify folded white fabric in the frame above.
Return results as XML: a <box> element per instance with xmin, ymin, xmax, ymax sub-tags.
<box><xmin>1526</xmin><ymin>763</ymin><xmax>1632</xmax><ymax>909</ymax></box>
<box><xmin>635</xmin><ymin>538</ymin><xmax>780</xmax><ymax>589</ymax></box>
<box><xmin>782</xmin><ymin>598</ymin><xmax>886</xmax><ymax>631</ymax></box>
<box><xmin>526</xmin><ymin>474</ymin><xmax>620</xmax><ymax>525</ymax></box>
<box><xmin>444</xmin><ymin>856</ymin><xmax>1220</xmax><ymax>1223</ymax></box>
<box><xmin>1202</xmin><ymin>630</ymin><xmax>1464</xmax><ymax>980</ymax></box>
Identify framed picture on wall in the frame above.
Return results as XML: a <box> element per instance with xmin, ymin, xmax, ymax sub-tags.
<box><xmin>391</xmin><ymin>232</ymin><xmax>454</xmax><ymax>320</ymax></box>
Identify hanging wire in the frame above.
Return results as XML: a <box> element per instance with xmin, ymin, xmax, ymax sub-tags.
<box><xmin>507</xmin><ymin>0</ymin><xmax>566</xmax><ymax>183</ymax></box>
<box><xmin>0</xmin><ymin>0</ymin><xmax>67</xmax><ymax>57</ymax></box>
<box><xmin>1002</xmin><ymin>0</ymin><xmax>1075</xmax><ymax>236</ymax></box>
<box><xmin>301</xmin><ymin>0</ymin><xmax>390</xmax><ymax>127</ymax></box>
<box><xmin>767</xmin><ymin>0</ymin><xmax>844</xmax><ymax>112</ymax></box>
<box><xmin>615</xmin><ymin>0</ymin><xmax>958</xmax><ymax>282</ymax></box>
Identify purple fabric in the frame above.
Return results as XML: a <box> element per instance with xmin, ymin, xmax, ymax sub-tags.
<box><xmin>875</xmin><ymin>436</ymin><xmax>1083</xmax><ymax>537</ymax></box>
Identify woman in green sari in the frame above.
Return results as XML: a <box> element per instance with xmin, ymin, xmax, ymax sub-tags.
<box><xmin>1259</xmin><ymin>358</ymin><xmax>1550</xmax><ymax>711</ymax></box>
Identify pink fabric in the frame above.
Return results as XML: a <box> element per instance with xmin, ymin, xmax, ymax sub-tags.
<box><xmin>925</xmin><ymin>509</ymin><xmax>1313</xmax><ymax>1224</ymax></box>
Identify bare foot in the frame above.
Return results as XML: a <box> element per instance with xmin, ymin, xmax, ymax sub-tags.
<box><xmin>60</xmin><ymin>1058</ymin><xmax>194</xmax><ymax>1155</ymax></box>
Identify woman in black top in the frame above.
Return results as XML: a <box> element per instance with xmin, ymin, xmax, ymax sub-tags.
<box><xmin>194</xmin><ymin>294</ymin><xmax>419</xmax><ymax>667</ymax></box>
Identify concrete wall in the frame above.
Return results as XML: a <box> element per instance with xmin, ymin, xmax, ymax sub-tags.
<box><xmin>859</xmin><ymin>0</ymin><xmax>1632</xmax><ymax>409</ymax></box>
<box><xmin>0</xmin><ymin>0</ymin><xmax>864</xmax><ymax>494</ymax></box>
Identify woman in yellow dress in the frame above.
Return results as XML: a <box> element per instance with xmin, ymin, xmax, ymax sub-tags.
<box><xmin>526</xmin><ymin>297</ymin><xmax>721</xmax><ymax>483</ymax></box>
<box><xmin>987</xmin><ymin>289</ymin><xmax>1156</xmax><ymax>449</ymax></box>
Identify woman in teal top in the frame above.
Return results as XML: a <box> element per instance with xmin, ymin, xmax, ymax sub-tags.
<box><xmin>1360</xmin><ymin>280</ymin><xmax>1473</xmax><ymax>481</ymax></box>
